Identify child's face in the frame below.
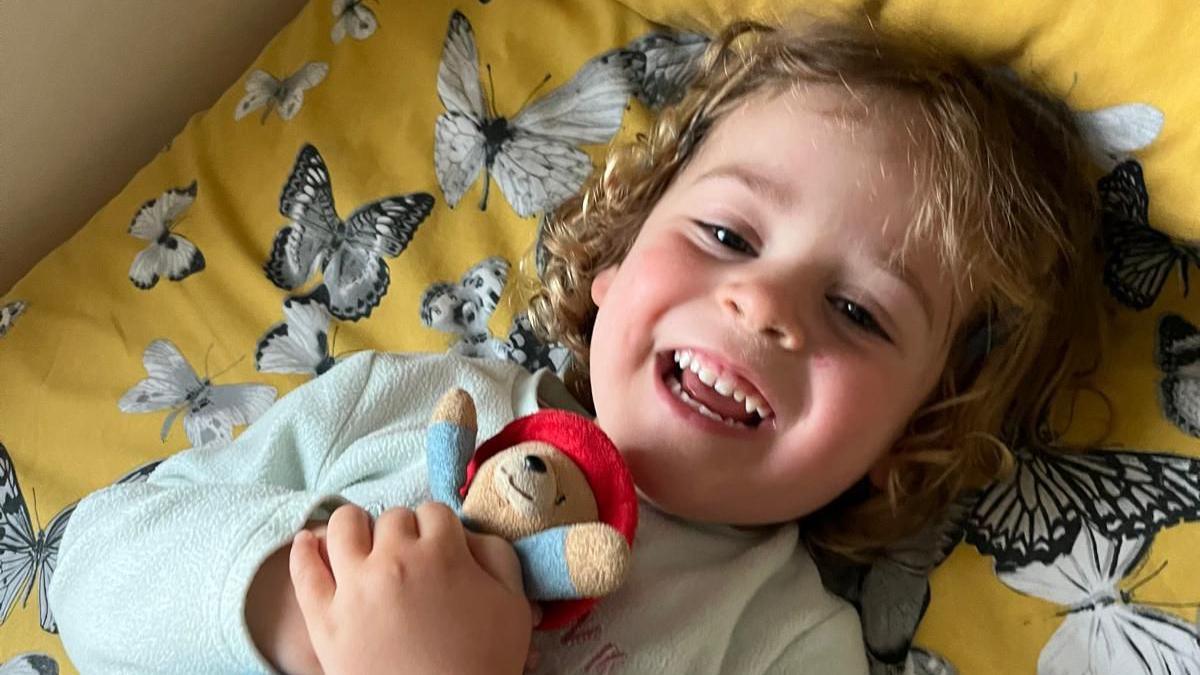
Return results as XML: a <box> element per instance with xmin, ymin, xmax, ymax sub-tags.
<box><xmin>588</xmin><ymin>87</ymin><xmax>961</xmax><ymax>525</ymax></box>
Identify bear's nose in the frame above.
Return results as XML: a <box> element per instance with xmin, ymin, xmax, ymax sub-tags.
<box><xmin>524</xmin><ymin>455</ymin><xmax>547</xmax><ymax>474</ymax></box>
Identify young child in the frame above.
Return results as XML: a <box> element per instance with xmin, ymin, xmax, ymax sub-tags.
<box><xmin>49</xmin><ymin>17</ymin><xmax>1102</xmax><ymax>675</ymax></box>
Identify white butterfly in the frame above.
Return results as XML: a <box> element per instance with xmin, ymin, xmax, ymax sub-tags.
<box><xmin>1156</xmin><ymin>313</ymin><xmax>1200</xmax><ymax>438</ymax></box>
<box><xmin>118</xmin><ymin>339</ymin><xmax>277</xmax><ymax>448</ymax></box>
<box><xmin>622</xmin><ymin>30</ymin><xmax>709</xmax><ymax>109</ymax></box>
<box><xmin>127</xmin><ymin>181</ymin><xmax>205</xmax><ymax>290</ymax></box>
<box><xmin>0</xmin><ymin>652</ymin><xmax>57</xmax><ymax>675</ymax></box>
<box><xmin>434</xmin><ymin>10</ymin><xmax>639</xmax><ymax>217</ymax></box>
<box><xmin>235</xmin><ymin>62</ymin><xmax>329</xmax><ymax>122</ymax></box>
<box><xmin>0</xmin><ymin>300</ymin><xmax>28</xmax><ymax>338</ymax></box>
<box><xmin>420</xmin><ymin>256</ymin><xmax>510</xmax><ymax>359</ymax></box>
<box><xmin>331</xmin><ymin>0</ymin><xmax>377</xmax><ymax>43</ymax></box>
<box><xmin>265</xmin><ymin>144</ymin><xmax>435</xmax><ymax>321</ymax></box>
<box><xmin>1075</xmin><ymin>103</ymin><xmax>1164</xmax><ymax>171</ymax></box>
<box><xmin>999</xmin><ymin>526</ymin><xmax>1200</xmax><ymax>675</ymax></box>
<box><xmin>256</xmin><ymin>296</ymin><xmax>339</xmax><ymax>376</ymax></box>
<box><xmin>0</xmin><ymin>441</ymin><xmax>161</xmax><ymax>634</ymax></box>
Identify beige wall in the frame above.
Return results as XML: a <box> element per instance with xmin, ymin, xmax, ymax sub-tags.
<box><xmin>0</xmin><ymin>0</ymin><xmax>308</xmax><ymax>294</ymax></box>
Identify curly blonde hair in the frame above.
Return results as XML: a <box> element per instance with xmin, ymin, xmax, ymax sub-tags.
<box><xmin>528</xmin><ymin>18</ymin><xmax>1103</xmax><ymax>559</ymax></box>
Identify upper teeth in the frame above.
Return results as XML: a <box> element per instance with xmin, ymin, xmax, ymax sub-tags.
<box><xmin>674</xmin><ymin>349</ymin><xmax>772</xmax><ymax>419</ymax></box>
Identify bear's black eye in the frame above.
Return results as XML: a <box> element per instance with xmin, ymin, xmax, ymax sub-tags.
<box><xmin>554</xmin><ymin>495</ymin><xmax>567</xmax><ymax>506</ymax></box>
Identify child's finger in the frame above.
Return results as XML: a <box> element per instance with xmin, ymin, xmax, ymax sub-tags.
<box><xmin>374</xmin><ymin>506</ymin><xmax>419</xmax><ymax>552</ymax></box>
<box><xmin>325</xmin><ymin>503</ymin><xmax>373</xmax><ymax>577</ymax></box>
<box><xmin>414</xmin><ymin>501</ymin><xmax>468</xmax><ymax>554</ymax></box>
<box><xmin>465</xmin><ymin>531</ymin><xmax>526</xmax><ymax>596</ymax></box>
<box><xmin>289</xmin><ymin>529</ymin><xmax>335</xmax><ymax>620</ymax></box>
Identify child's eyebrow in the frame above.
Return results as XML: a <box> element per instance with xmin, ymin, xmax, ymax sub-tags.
<box><xmin>879</xmin><ymin>255</ymin><xmax>935</xmax><ymax>332</ymax></box>
<box><xmin>696</xmin><ymin>164</ymin><xmax>797</xmax><ymax>209</ymax></box>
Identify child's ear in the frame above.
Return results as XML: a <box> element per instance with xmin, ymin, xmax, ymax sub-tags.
<box><xmin>591</xmin><ymin>266</ymin><xmax>618</xmax><ymax>307</ymax></box>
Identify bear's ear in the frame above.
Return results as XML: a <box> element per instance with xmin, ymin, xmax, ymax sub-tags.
<box><xmin>431</xmin><ymin>388</ymin><xmax>477</xmax><ymax>430</ymax></box>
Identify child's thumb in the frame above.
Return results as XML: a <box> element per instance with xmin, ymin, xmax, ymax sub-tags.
<box><xmin>289</xmin><ymin>529</ymin><xmax>336</xmax><ymax>619</ymax></box>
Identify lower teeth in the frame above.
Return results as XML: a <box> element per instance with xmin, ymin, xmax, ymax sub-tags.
<box><xmin>668</xmin><ymin>374</ymin><xmax>749</xmax><ymax>428</ymax></box>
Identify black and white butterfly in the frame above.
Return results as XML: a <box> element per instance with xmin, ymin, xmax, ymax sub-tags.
<box><xmin>0</xmin><ymin>653</ymin><xmax>58</xmax><ymax>675</ymax></box>
<box><xmin>420</xmin><ymin>256</ymin><xmax>510</xmax><ymax>360</ymax></box>
<box><xmin>127</xmin><ymin>181</ymin><xmax>206</xmax><ymax>290</ymax></box>
<box><xmin>1074</xmin><ymin>103</ymin><xmax>1164</xmax><ymax>171</ymax></box>
<box><xmin>235</xmin><ymin>62</ymin><xmax>329</xmax><ymax>122</ymax></box>
<box><xmin>265</xmin><ymin>144</ymin><xmax>434</xmax><ymax>321</ymax></box>
<box><xmin>817</xmin><ymin>499</ymin><xmax>967</xmax><ymax>675</ymax></box>
<box><xmin>965</xmin><ymin>446</ymin><xmax>1200</xmax><ymax>570</ymax></box>
<box><xmin>998</xmin><ymin>526</ymin><xmax>1200</xmax><ymax>675</ymax></box>
<box><xmin>331</xmin><ymin>0</ymin><xmax>377</xmax><ymax>43</ymax></box>
<box><xmin>0</xmin><ymin>441</ymin><xmax>161</xmax><ymax>634</ymax></box>
<box><xmin>118</xmin><ymin>339</ymin><xmax>277</xmax><ymax>448</ymax></box>
<box><xmin>1099</xmin><ymin>160</ymin><xmax>1200</xmax><ymax>310</ymax></box>
<box><xmin>504</xmin><ymin>311</ymin><xmax>570</xmax><ymax>376</ymax></box>
<box><xmin>1156</xmin><ymin>313</ymin><xmax>1200</xmax><ymax>438</ymax></box>
<box><xmin>0</xmin><ymin>300</ymin><xmax>28</xmax><ymax>338</ymax></box>
<box><xmin>622</xmin><ymin>30</ymin><xmax>710</xmax><ymax>110</ymax></box>
<box><xmin>256</xmin><ymin>295</ymin><xmax>339</xmax><ymax>377</ymax></box>
<box><xmin>433</xmin><ymin>10</ymin><xmax>639</xmax><ymax>217</ymax></box>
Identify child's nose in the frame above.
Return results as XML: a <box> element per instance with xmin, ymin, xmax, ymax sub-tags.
<box><xmin>718</xmin><ymin>281</ymin><xmax>803</xmax><ymax>351</ymax></box>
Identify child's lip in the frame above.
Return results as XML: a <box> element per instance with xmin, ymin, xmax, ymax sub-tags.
<box><xmin>652</xmin><ymin>350</ymin><xmax>777</xmax><ymax>434</ymax></box>
<box><xmin>652</xmin><ymin>357</ymin><xmax>765</xmax><ymax>438</ymax></box>
<box><xmin>654</xmin><ymin>346</ymin><xmax>775</xmax><ymax>417</ymax></box>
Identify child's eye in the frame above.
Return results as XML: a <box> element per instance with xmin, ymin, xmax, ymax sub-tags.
<box><xmin>697</xmin><ymin>222</ymin><xmax>757</xmax><ymax>255</ymax></box>
<box><xmin>829</xmin><ymin>297</ymin><xmax>892</xmax><ymax>343</ymax></box>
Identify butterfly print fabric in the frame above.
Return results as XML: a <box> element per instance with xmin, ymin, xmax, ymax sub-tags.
<box><xmin>1156</xmin><ymin>314</ymin><xmax>1200</xmax><ymax>438</ymax></box>
<box><xmin>118</xmin><ymin>340</ymin><xmax>276</xmax><ymax>448</ymax></box>
<box><xmin>433</xmin><ymin>10</ymin><xmax>640</xmax><ymax>217</ymax></box>
<box><xmin>1099</xmin><ymin>161</ymin><xmax>1200</xmax><ymax>310</ymax></box>
<box><xmin>235</xmin><ymin>62</ymin><xmax>329</xmax><ymax>123</ymax></box>
<box><xmin>265</xmin><ymin>144</ymin><xmax>435</xmax><ymax>320</ymax></box>
<box><xmin>126</xmin><ymin>182</ymin><xmax>205</xmax><ymax>290</ymax></box>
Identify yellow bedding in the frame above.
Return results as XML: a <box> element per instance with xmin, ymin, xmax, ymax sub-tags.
<box><xmin>1</xmin><ymin>0</ymin><xmax>1196</xmax><ymax>672</ymax></box>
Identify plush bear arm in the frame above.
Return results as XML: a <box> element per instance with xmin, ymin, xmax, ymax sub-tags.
<box><xmin>426</xmin><ymin>388</ymin><xmax>477</xmax><ymax>513</ymax></box>
<box><xmin>562</xmin><ymin>523</ymin><xmax>631</xmax><ymax>597</ymax></box>
<box><xmin>513</xmin><ymin>524</ymin><xmax>631</xmax><ymax>601</ymax></box>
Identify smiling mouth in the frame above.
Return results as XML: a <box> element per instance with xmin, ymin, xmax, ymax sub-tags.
<box><xmin>659</xmin><ymin>350</ymin><xmax>771</xmax><ymax>429</ymax></box>
<box><xmin>502</xmin><ymin>471</ymin><xmax>534</xmax><ymax>502</ymax></box>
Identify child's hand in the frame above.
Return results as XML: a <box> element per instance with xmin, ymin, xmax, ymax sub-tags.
<box><xmin>289</xmin><ymin>502</ymin><xmax>535</xmax><ymax>675</ymax></box>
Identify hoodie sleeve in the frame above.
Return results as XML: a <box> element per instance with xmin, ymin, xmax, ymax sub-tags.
<box><xmin>49</xmin><ymin>351</ymin><xmax>385</xmax><ymax>674</ymax></box>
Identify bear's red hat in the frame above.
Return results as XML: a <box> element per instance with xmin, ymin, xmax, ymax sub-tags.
<box><xmin>465</xmin><ymin>409</ymin><xmax>638</xmax><ymax>630</ymax></box>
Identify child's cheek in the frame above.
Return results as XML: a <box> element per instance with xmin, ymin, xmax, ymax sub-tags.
<box><xmin>651</xmin><ymin>232</ymin><xmax>708</xmax><ymax>275</ymax></box>
<box><xmin>806</xmin><ymin>356</ymin><xmax>897</xmax><ymax>456</ymax></box>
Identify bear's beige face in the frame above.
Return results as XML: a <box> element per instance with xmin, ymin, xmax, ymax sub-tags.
<box><xmin>462</xmin><ymin>441</ymin><xmax>598</xmax><ymax>540</ymax></box>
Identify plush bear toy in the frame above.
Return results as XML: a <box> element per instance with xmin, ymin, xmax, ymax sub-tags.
<box><xmin>426</xmin><ymin>388</ymin><xmax>638</xmax><ymax>629</ymax></box>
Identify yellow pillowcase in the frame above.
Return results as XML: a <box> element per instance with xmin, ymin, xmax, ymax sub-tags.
<box><xmin>0</xmin><ymin>0</ymin><xmax>658</xmax><ymax>667</ymax></box>
<box><xmin>3</xmin><ymin>0</ymin><xmax>1198</xmax><ymax>672</ymax></box>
